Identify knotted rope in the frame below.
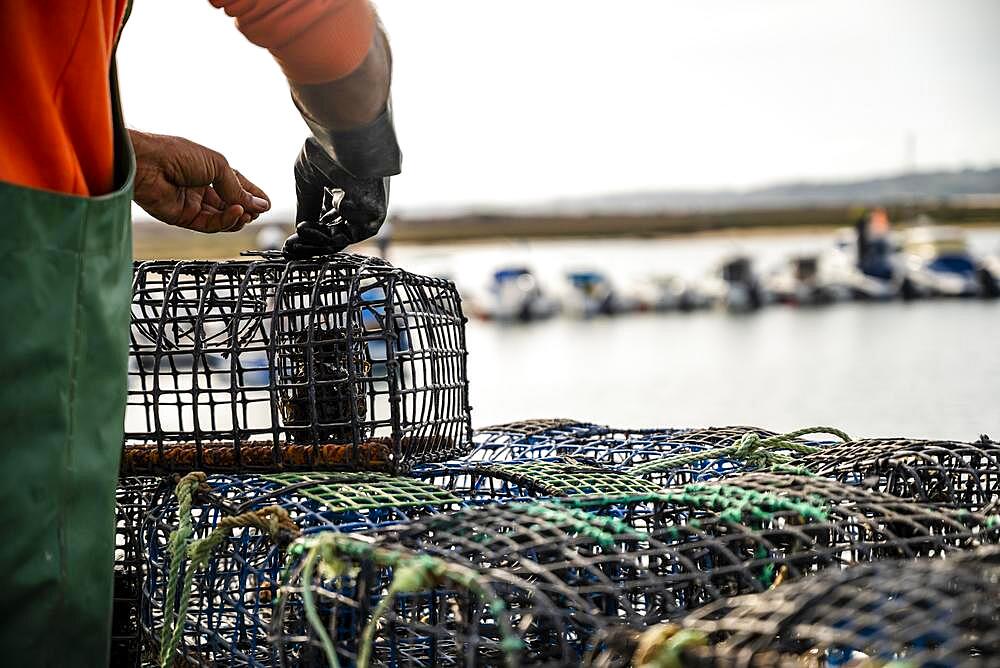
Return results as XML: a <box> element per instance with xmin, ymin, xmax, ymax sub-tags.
<box><xmin>629</xmin><ymin>427</ymin><xmax>851</xmax><ymax>477</ymax></box>
<box><xmin>289</xmin><ymin>534</ymin><xmax>523</xmax><ymax>668</ymax></box>
<box><xmin>159</xmin><ymin>472</ymin><xmax>300</xmax><ymax>668</ymax></box>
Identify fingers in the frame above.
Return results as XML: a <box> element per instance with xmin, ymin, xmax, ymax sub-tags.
<box><xmin>234</xmin><ymin>169</ymin><xmax>268</xmax><ymax>203</ymax></box>
<box><xmin>185</xmin><ymin>204</ymin><xmax>248</xmax><ymax>234</ymax></box>
<box><xmin>207</xmin><ymin>152</ymin><xmax>270</xmax><ymax>217</ymax></box>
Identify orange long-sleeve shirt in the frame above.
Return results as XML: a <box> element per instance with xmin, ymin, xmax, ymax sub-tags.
<box><xmin>0</xmin><ymin>0</ymin><xmax>374</xmax><ymax>197</ymax></box>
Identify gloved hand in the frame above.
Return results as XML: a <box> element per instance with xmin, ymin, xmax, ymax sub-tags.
<box><xmin>283</xmin><ymin>137</ymin><xmax>390</xmax><ymax>258</ymax></box>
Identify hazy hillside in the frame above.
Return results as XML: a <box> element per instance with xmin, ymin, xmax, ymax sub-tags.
<box><xmin>535</xmin><ymin>167</ymin><xmax>1000</xmax><ymax>215</ymax></box>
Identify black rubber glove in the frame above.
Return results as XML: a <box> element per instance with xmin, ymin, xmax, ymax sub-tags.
<box><xmin>283</xmin><ymin>137</ymin><xmax>390</xmax><ymax>258</ymax></box>
<box><xmin>284</xmin><ymin>105</ymin><xmax>401</xmax><ymax>259</ymax></box>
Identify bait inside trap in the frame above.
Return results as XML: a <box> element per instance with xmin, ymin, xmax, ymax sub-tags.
<box><xmin>124</xmin><ymin>254</ymin><xmax>471</xmax><ymax>474</ymax></box>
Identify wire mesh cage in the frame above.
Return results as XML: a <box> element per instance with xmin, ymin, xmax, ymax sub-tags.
<box><xmin>566</xmin><ymin>472</ymin><xmax>999</xmax><ymax>580</ymax></box>
<box><xmin>272</xmin><ymin>475</ymin><xmax>999</xmax><ymax>667</ymax></box>
<box><xmin>272</xmin><ymin>501</ymin><xmax>701</xmax><ymax>667</ymax></box>
<box><xmin>124</xmin><ymin>254</ymin><xmax>471</xmax><ymax>475</ymax></box>
<box><xmin>466</xmin><ymin>420</ymin><xmax>693</xmax><ymax>463</ymax></box>
<box><xmin>467</xmin><ymin>421</ymin><xmax>842</xmax><ymax>486</ymax></box>
<box><xmin>414</xmin><ymin>458</ymin><xmax>664</xmax><ymax>501</ymax></box>
<box><xmin>617</xmin><ymin>554</ymin><xmax>1000</xmax><ymax>668</ymax></box>
<box><xmin>804</xmin><ymin>436</ymin><xmax>1000</xmax><ymax>511</ymax></box>
<box><xmin>113</xmin><ymin>475</ymin><xmax>170</xmax><ymax>668</ymax></box>
<box><xmin>142</xmin><ymin>471</ymin><xmax>468</xmax><ymax>667</ymax></box>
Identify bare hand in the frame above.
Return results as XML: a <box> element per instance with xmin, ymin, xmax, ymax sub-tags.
<box><xmin>130</xmin><ymin>130</ymin><xmax>270</xmax><ymax>233</ymax></box>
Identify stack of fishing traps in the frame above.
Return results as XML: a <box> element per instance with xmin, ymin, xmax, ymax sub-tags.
<box><xmin>114</xmin><ymin>254</ymin><xmax>1000</xmax><ymax>667</ymax></box>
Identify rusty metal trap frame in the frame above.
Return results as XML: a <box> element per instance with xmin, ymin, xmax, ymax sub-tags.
<box><xmin>466</xmin><ymin>421</ymin><xmax>845</xmax><ymax>486</ymax></box>
<box><xmin>803</xmin><ymin>436</ymin><xmax>1000</xmax><ymax>511</ymax></box>
<box><xmin>125</xmin><ymin>254</ymin><xmax>471</xmax><ymax>475</ymax></box>
<box><xmin>269</xmin><ymin>475</ymin><xmax>999</xmax><ymax>667</ymax></box>
<box><xmin>607</xmin><ymin>554</ymin><xmax>1000</xmax><ymax>668</ymax></box>
<box><xmin>413</xmin><ymin>457</ymin><xmax>665</xmax><ymax>501</ymax></box>
<box><xmin>142</xmin><ymin>471</ymin><xmax>469</xmax><ymax>667</ymax></box>
<box><xmin>113</xmin><ymin>475</ymin><xmax>171</xmax><ymax>668</ymax></box>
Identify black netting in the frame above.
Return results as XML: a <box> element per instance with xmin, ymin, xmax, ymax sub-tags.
<box><xmin>414</xmin><ymin>458</ymin><xmax>663</xmax><ymax>501</ymax></box>
<box><xmin>272</xmin><ymin>474</ymin><xmax>998</xmax><ymax>666</ymax></box>
<box><xmin>661</xmin><ymin>551</ymin><xmax>1000</xmax><ymax>667</ymax></box>
<box><xmin>113</xmin><ymin>475</ymin><xmax>170</xmax><ymax>668</ymax></box>
<box><xmin>125</xmin><ymin>254</ymin><xmax>471</xmax><ymax>474</ymax></box>
<box><xmin>466</xmin><ymin>422</ymin><xmax>843</xmax><ymax>486</ymax></box>
<box><xmin>142</xmin><ymin>472</ymin><xmax>469</xmax><ymax>666</ymax></box>
<box><xmin>805</xmin><ymin>436</ymin><xmax>1000</xmax><ymax>511</ymax></box>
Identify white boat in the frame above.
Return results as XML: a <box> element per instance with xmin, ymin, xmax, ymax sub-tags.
<box><xmin>698</xmin><ymin>255</ymin><xmax>765</xmax><ymax>313</ymax></box>
<box><xmin>765</xmin><ymin>254</ymin><xmax>848</xmax><ymax>306</ymax></box>
<box><xmin>900</xmin><ymin>223</ymin><xmax>999</xmax><ymax>298</ymax></box>
<box><xmin>626</xmin><ymin>274</ymin><xmax>689</xmax><ymax>312</ymax></box>
<box><xmin>561</xmin><ymin>269</ymin><xmax>632</xmax><ymax>317</ymax></box>
<box><xmin>823</xmin><ymin>225</ymin><xmax>905</xmax><ymax>301</ymax></box>
<box><xmin>473</xmin><ymin>267</ymin><xmax>560</xmax><ymax>322</ymax></box>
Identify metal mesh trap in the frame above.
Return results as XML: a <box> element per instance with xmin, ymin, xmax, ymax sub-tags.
<box><xmin>629</xmin><ymin>553</ymin><xmax>1000</xmax><ymax>668</ymax></box>
<box><xmin>271</xmin><ymin>475</ymin><xmax>998</xmax><ymax>667</ymax></box>
<box><xmin>467</xmin><ymin>422</ymin><xmax>842</xmax><ymax>486</ymax></box>
<box><xmin>142</xmin><ymin>471</ymin><xmax>468</xmax><ymax>667</ymax></box>
<box><xmin>564</xmin><ymin>472</ymin><xmax>1000</xmax><ymax>590</ymax></box>
<box><xmin>112</xmin><ymin>475</ymin><xmax>169</xmax><ymax>668</ymax></box>
<box><xmin>805</xmin><ymin>436</ymin><xmax>1000</xmax><ymax>511</ymax></box>
<box><xmin>272</xmin><ymin>501</ymin><xmax>697</xmax><ymax>667</ymax></box>
<box><xmin>124</xmin><ymin>254</ymin><xmax>471</xmax><ymax>475</ymax></box>
<box><xmin>467</xmin><ymin>420</ymin><xmax>694</xmax><ymax>464</ymax></box>
<box><xmin>414</xmin><ymin>457</ymin><xmax>664</xmax><ymax>501</ymax></box>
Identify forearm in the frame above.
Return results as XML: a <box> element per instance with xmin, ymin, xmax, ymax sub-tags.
<box><xmin>291</xmin><ymin>23</ymin><xmax>391</xmax><ymax>131</ymax></box>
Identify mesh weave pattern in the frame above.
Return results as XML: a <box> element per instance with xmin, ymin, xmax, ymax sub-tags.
<box><xmin>414</xmin><ymin>458</ymin><xmax>664</xmax><ymax>499</ymax></box>
<box><xmin>112</xmin><ymin>476</ymin><xmax>169</xmax><ymax>668</ymax></box>
<box><xmin>141</xmin><ymin>472</ymin><xmax>466</xmax><ymax>666</ymax></box>
<box><xmin>806</xmin><ymin>436</ymin><xmax>1000</xmax><ymax>511</ymax></box>
<box><xmin>467</xmin><ymin>422</ymin><xmax>835</xmax><ymax>486</ymax></box>
<box><xmin>126</xmin><ymin>255</ymin><xmax>471</xmax><ymax>474</ymax></box>
<box><xmin>272</xmin><ymin>474</ymin><xmax>998</xmax><ymax>666</ymax></box>
<box><xmin>671</xmin><ymin>553</ymin><xmax>1000</xmax><ymax>667</ymax></box>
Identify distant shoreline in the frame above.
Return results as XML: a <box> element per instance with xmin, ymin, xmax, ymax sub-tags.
<box><xmin>133</xmin><ymin>205</ymin><xmax>1000</xmax><ymax>259</ymax></box>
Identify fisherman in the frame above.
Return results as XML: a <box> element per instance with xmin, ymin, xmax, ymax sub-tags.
<box><xmin>0</xmin><ymin>1</ymin><xmax>399</xmax><ymax>664</ymax></box>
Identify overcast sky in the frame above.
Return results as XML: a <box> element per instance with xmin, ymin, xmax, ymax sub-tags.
<box><xmin>119</xmin><ymin>0</ymin><xmax>1000</xmax><ymax>219</ymax></box>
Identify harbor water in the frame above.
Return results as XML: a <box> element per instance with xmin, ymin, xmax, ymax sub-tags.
<box><xmin>394</xmin><ymin>229</ymin><xmax>1000</xmax><ymax>440</ymax></box>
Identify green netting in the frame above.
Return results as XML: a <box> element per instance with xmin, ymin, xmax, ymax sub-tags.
<box><xmin>260</xmin><ymin>472</ymin><xmax>461</xmax><ymax>513</ymax></box>
<box><xmin>655</xmin><ymin>483</ymin><xmax>830</xmax><ymax>524</ymax></box>
<box><xmin>479</xmin><ymin>459</ymin><xmax>665</xmax><ymax>496</ymax></box>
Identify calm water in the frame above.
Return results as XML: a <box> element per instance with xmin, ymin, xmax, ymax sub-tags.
<box><xmin>394</xmin><ymin>230</ymin><xmax>1000</xmax><ymax>440</ymax></box>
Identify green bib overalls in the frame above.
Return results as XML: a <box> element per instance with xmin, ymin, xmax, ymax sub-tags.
<box><xmin>0</xmin><ymin>62</ymin><xmax>133</xmax><ymax>666</ymax></box>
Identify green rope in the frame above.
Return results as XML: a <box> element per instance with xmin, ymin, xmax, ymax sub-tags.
<box><xmin>158</xmin><ymin>473</ymin><xmax>299</xmax><ymax>668</ymax></box>
<box><xmin>292</xmin><ymin>533</ymin><xmax>524</xmax><ymax>668</ymax></box>
<box><xmin>629</xmin><ymin>427</ymin><xmax>850</xmax><ymax>476</ymax></box>
<box><xmin>357</xmin><ymin>554</ymin><xmax>445</xmax><ymax>668</ymax></box>
<box><xmin>159</xmin><ymin>472</ymin><xmax>205</xmax><ymax>668</ymax></box>
<box><xmin>300</xmin><ymin>542</ymin><xmax>340</xmax><ymax>668</ymax></box>
<box><xmin>521</xmin><ymin>503</ymin><xmax>648</xmax><ymax>546</ymax></box>
<box><xmin>659</xmin><ymin>482</ymin><xmax>829</xmax><ymax>524</ymax></box>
